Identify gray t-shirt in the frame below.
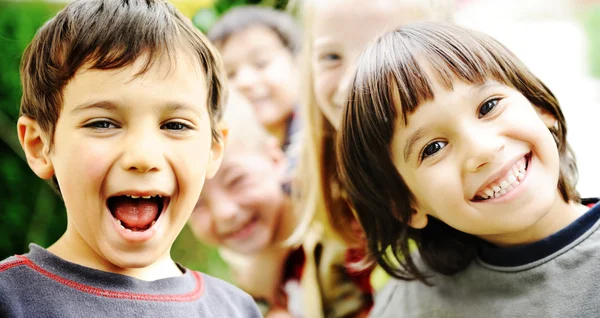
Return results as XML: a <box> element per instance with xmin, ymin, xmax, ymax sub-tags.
<box><xmin>0</xmin><ymin>244</ymin><xmax>261</xmax><ymax>317</ymax></box>
<box><xmin>372</xmin><ymin>200</ymin><xmax>600</xmax><ymax>318</ymax></box>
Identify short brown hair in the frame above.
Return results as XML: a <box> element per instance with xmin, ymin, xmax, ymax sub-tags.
<box><xmin>207</xmin><ymin>6</ymin><xmax>301</xmax><ymax>55</ymax></box>
<box><xmin>20</xmin><ymin>0</ymin><xmax>227</xmax><ymax>145</ymax></box>
<box><xmin>337</xmin><ymin>22</ymin><xmax>579</xmax><ymax>284</ymax></box>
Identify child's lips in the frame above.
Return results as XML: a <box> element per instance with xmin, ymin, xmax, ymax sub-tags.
<box><xmin>106</xmin><ymin>196</ymin><xmax>170</xmax><ymax>243</ymax></box>
<box><xmin>222</xmin><ymin>216</ymin><xmax>259</xmax><ymax>241</ymax></box>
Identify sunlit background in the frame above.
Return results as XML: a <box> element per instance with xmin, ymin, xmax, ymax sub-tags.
<box><xmin>1</xmin><ymin>0</ymin><xmax>598</xmax><ymax>281</ymax></box>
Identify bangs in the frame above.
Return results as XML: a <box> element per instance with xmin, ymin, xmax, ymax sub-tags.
<box><xmin>359</xmin><ymin>22</ymin><xmax>520</xmax><ymax>126</ymax></box>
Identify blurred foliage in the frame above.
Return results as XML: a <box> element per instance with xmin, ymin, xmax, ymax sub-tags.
<box><xmin>0</xmin><ymin>0</ymin><xmax>286</xmax><ymax>282</ymax></box>
<box><xmin>581</xmin><ymin>4</ymin><xmax>600</xmax><ymax>78</ymax></box>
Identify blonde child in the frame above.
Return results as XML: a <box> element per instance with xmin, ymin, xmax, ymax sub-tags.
<box><xmin>0</xmin><ymin>0</ymin><xmax>260</xmax><ymax>316</ymax></box>
<box><xmin>290</xmin><ymin>0</ymin><xmax>454</xmax><ymax>304</ymax></box>
<box><xmin>337</xmin><ymin>22</ymin><xmax>599</xmax><ymax>317</ymax></box>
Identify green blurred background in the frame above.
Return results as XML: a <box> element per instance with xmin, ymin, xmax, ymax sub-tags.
<box><xmin>1</xmin><ymin>0</ymin><xmax>599</xmax><ymax>283</ymax></box>
<box><xmin>0</xmin><ymin>0</ymin><xmax>288</xmax><ymax>282</ymax></box>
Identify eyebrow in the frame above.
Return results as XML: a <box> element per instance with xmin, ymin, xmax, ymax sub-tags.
<box><xmin>403</xmin><ymin>127</ymin><xmax>427</xmax><ymax>162</ymax></box>
<box><xmin>72</xmin><ymin>100</ymin><xmax>202</xmax><ymax>117</ymax></box>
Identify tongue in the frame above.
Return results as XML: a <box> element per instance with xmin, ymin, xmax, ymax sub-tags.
<box><xmin>111</xmin><ymin>197</ymin><xmax>159</xmax><ymax>229</ymax></box>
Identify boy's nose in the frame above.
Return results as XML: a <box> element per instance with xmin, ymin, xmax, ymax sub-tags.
<box><xmin>121</xmin><ymin>131</ymin><xmax>163</xmax><ymax>173</ymax></box>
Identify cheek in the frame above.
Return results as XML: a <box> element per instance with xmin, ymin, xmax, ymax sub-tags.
<box><xmin>53</xmin><ymin>136</ymin><xmax>114</xmax><ymax>190</ymax></box>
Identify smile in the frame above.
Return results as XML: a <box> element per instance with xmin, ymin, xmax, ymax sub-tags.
<box><xmin>473</xmin><ymin>153</ymin><xmax>531</xmax><ymax>201</ymax></box>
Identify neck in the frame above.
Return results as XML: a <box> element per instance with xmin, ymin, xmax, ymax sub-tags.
<box><xmin>266</xmin><ymin>118</ymin><xmax>290</xmax><ymax>148</ymax></box>
<box><xmin>48</xmin><ymin>225</ymin><xmax>182</xmax><ymax>281</ymax></box>
<box><xmin>482</xmin><ymin>191</ymin><xmax>588</xmax><ymax>248</ymax></box>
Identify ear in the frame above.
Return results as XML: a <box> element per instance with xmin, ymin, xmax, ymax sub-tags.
<box><xmin>206</xmin><ymin>120</ymin><xmax>229</xmax><ymax>179</ymax></box>
<box><xmin>17</xmin><ymin>116</ymin><xmax>54</xmax><ymax>180</ymax></box>
<box><xmin>407</xmin><ymin>206</ymin><xmax>428</xmax><ymax>229</ymax></box>
<box><xmin>535</xmin><ymin>107</ymin><xmax>558</xmax><ymax>129</ymax></box>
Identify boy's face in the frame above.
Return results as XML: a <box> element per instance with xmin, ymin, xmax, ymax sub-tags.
<box><xmin>188</xmin><ymin>143</ymin><xmax>287</xmax><ymax>255</ymax></box>
<box><xmin>311</xmin><ymin>0</ymin><xmax>435</xmax><ymax>129</ymax></box>
<box><xmin>219</xmin><ymin>25</ymin><xmax>298</xmax><ymax>131</ymax></box>
<box><xmin>391</xmin><ymin>75</ymin><xmax>563</xmax><ymax>246</ymax></box>
<box><xmin>23</xmin><ymin>51</ymin><xmax>224</xmax><ymax>269</ymax></box>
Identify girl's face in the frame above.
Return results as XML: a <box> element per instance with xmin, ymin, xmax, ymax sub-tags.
<box><xmin>391</xmin><ymin>74</ymin><xmax>566</xmax><ymax>247</ymax></box>
<box><xmin>311</xmin><ymin>0</ymin><xmax>433</xmax><ymax>129</ymax></box>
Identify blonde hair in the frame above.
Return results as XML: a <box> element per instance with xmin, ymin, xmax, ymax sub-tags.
<box><xmin>289</xmin><ymin>0</ymin><xmax>457</xmax><ymax>245</ymax></box>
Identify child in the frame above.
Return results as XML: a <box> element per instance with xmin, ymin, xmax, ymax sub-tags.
<box><xmin>207</xmin><ymin>6</ymin><xmax>301</xmax><ymax>156</ymax></box>
<box><xmin>188</xmin><ymin>90</ymin><xmax>370</xmax><ymax>317</ymax></box>
<box><xmin>290</xmin><ymin>0</ymin><xmax>453</xmax><ymax>295</ymax></box>
<box><xmin>0</xmin><ymin>1</ymin><xmax>261</xmax><ymax>316</ymax></box>
<box><xmin>337</xmin><ymin>22</ymin><xmax>600</xmax><ymax>317</ymax></box>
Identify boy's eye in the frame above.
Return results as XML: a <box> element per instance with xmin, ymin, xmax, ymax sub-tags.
<box><xmin>84</xmin><ymin>120</ymin><xmax>117</xmax><ymax>129</ymax></box>
<box><xmin>421</xmin><ymin>141</ymin><xmax>447</xmax><ymax>160</ymax></box>
<box><xmin>478</xmin><ymin>98</ymin><xmax>499</xmax><ymax>118</ymax></box>
<box><xmin>161</xmin><ymin>121</ymin><xmax>191</xmax><ymax>131</ymax></box>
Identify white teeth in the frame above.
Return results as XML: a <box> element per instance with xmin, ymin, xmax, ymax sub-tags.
<box><xmin>142</xmin><ymin>196</ymin><xmax>151</xmax><ymax>199</ymax></box>
<box><xmin>507</xmin><ymin>175</ymin><xmax>517</xmax><ymax>184</ymax></box>
<box><xmin>116</xmin><ymin>219</ymin><xmax>125</xmax><ymax>229</ymax></box>
<box><xmin>130</xmin><ymin>195</ymin><xmax>140</xmax><ymax>199</ymax></box>
<box><xmin>500</xmin><ymin>180</ymin><xmax>510</xmax><ymax>189</ymax></box>
<box><xmin>517</xmin><ymin>172</ymin><xmax>525</xmax><ymax>181</ymax></box>
<box><xmin>484</xmin><ymin>188</ymin><xmax>494</xmax><ymax>197</ymax></box>
<box><xmin>151</xmin><ymin>220</ymin><xmax>156</xmax><ymax>226</ymax></box>
<box><xmin>492</xmin><ymin>185</ymin><xmax>501</xmax><ymax>192</ymax></box>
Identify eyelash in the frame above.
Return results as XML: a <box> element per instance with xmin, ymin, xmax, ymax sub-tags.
<box><xmin>84</xmin><ymin>120</ymin><xmax>118</xmax><ymax>130</ymax></box>
<box><xmin>420</xmin><ymin>140</ymin><xmax>447</xmax><ymax>160</ymax></box>
<box><xmin>83</xmin><ymin>120</ymin><xmax>192</xmax><ymax>131</ymax></box>
<box><xmin>478</xmin><ymin>98</ymin><xmax>500</xmax><ymax>118</ymax></box>
<box><xmin>161</xmin><ymin>121</ymin><xmax>192</xmax><ymax>131</ymax></box>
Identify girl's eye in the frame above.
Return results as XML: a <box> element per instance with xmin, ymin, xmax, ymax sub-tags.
<box><xmin>421</xmin><ymin>141</ymin><xmax>447</xmax><ymax>160</ymax></box>
<box><xmin>321</xmin><ymin>53</ymin><xmax>341</xmax><ymax>62</ymax></box>
<box><xmin>84</xmin><ymin>120</ymin><xmax>117</xmax><ymax>129</ymax></box>
<box><xmin>479</xmin><ymin>98</ymin><xmax>499</xmax><ymax>118</ymax></box>
<box><xmin>161</xmin><ymin>122</ymin><xmax>191</xmax><ymax>131</ymax></box>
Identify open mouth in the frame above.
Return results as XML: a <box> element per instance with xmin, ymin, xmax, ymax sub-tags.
<box><xmin>473</xmin><ymin>153</ymin><xmax>531</xmax><ymax>202</ymax></box>
<box><xmin>107</xmin><ymin>195</ymin><xmax>169</xmax><ymax>232</ymax></box>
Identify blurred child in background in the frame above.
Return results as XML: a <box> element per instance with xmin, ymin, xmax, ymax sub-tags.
<box><xmin>208</xmin><ymin>6</ymin><xmax>301</xmax><ymax>160</ymax></box>
<box><xmin>189</xmin><ymin>90</ymin><xmax>369</xmax><ymax>317</ymax></box>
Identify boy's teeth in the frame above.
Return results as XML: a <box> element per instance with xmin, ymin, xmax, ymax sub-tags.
<box><xmin>142</xmin><ymin>196</ymin><xmax>151</xmax><ymax>199</ymax></box>
<box><xmin>492</xmin><ymin>185</ymin><xmax>501</xmax><ymax>192</ymax></box>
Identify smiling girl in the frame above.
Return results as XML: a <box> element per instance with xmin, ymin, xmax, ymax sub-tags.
<box><xmin>337</xmin><ymin>22</ymin><xmax>599</xmax><ymax>317</ymax></box>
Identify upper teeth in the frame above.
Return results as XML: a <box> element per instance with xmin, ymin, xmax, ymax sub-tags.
<box><xmin>125</xmin><ymin>194</ymin><xmax>162</xmax><ymax>199</ymax></box>
<box><xmin>477</xmin><ymin>157</ymin><xmax>527</xmax><ymax>200</ymax></box>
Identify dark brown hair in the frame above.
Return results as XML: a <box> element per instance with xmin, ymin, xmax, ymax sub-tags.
<box><xmin>208</xmin><ymin>6</ymin><xmax>301</xmax><ymax>55</ymax></box>
<box><xmin>337</xmin><ymin>22</ymin><xmax>579</xmax><ymax>283</ymax></box>
<box><xmin>20</xmin><ymin>0</ymin><xmax>227</xmax><ymax>191</ymax></box>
